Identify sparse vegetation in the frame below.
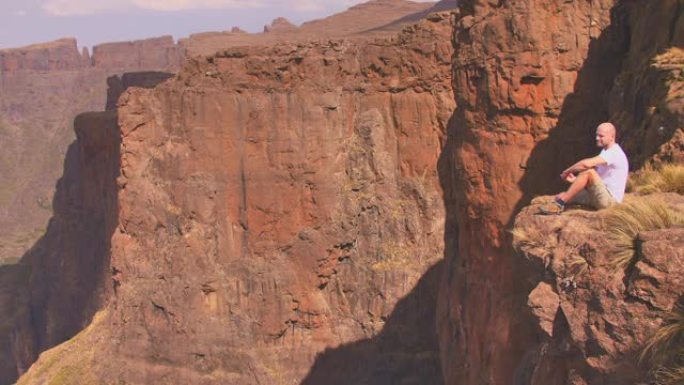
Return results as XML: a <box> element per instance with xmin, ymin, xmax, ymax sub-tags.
<box><xmin>628</xmin><ymin>163</ymin><xmax>684</xmax><ymax>195</ymax></box>
<box><xmin>567</xmin><ymin>255</ymin><xmax>589</xmax><ymax>276</ymax></box>
<box><xmin>602</xmin><ymin>197</ymin><xmax>684</xmax><ymax>270</ymax></box>
<box><xmin>641</xmin><ymin>307</ymin><xmax>684</xmax><ymax>385</ymax></box>
<box><xmin>371</xmin><ymin>241</ymin><xmax>414</xmax><ymax>271</ymax></box>
<box><xmin>16</xmin><ymin>311</ymin><xmax>106</xmax><ymax>385</ymax></box>
<box><xmin>510</xmin><ymin>225</ymin><xmax>558</xmax><ymax>256</ymax></box>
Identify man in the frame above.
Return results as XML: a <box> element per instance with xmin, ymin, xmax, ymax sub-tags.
<box><xmin>539</xmin><ymin>122</ymin><xmax>629</xmax><ymax>214</ymax></box>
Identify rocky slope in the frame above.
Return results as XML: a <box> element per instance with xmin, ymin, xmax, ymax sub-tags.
<box><xmin>178</xmin><ymin>0</ymin><xmax>448</xmax><ymax>57</ymax></box>
<box><xmin>514</xmin><ymin>193</ymin><xmax>684</xmax><ymax>385</ymax></box>
<box><xmin>437</xmin><ymin>0</ymin><xmax>683</xmax><ymax>384</ymax></box>
<box><xmin>13</xmin><ymin>12</ymin><xmax>454</xmax><ymax>385</ymax></box>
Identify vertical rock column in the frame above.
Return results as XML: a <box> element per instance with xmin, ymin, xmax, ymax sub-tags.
<box><xmin>437</xmin><ymin>1</ymin><xmax>622</xmax><ymax>384</ymax></box>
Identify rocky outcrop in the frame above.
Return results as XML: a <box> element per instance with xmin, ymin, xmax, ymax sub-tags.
<box><xmin>437</xmin><ymin>0</ymin><xmax>683</xmax><ymax>384</ymax></box>
<box><xmin>0</xmin><ymin>36</ymin><xmax>183</xmax><ymax>73</ymax></box>
<box><xmin>180</xmin><ymin>0</ymin><xmax>438</xmax><ymax>57</ymax></box>
<box><xmin>106</xmin><ymin>72</ymin><xmax>175</xmax><ymax>110</ymax></box>
<box><xmin>0</xmin><ymin>39</ymin><xmax>86</xmax><ymax>72</ymax></box>
<box><xmin>513</xmin><ymin>194</ymin><xmax>684</xmax><ymax>384</ymax></box>
<box><xmin>91</xmin><ymin>36</ymin><xmax>184</xmax><ymax>69</ymax></box>
<box><xmin>263</xmin><ymin>17</ymin><xmax>297</xmax><ymax>33</ymax></box>
<box><xmin>16</xmin><ymin>12</ymin><xmax>454</xmax><ymax>385</ymax></box>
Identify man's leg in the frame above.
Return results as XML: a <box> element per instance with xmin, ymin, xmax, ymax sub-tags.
<box><xmin>556</xmin><ymin>169</ymin><xmax>601</xmax><ymax>203</ymax></box>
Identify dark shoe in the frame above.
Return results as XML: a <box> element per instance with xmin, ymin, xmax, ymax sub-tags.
<box><xmin>538</xmin><ymin>200</ymin><xmax>565</xmax><ymax>215</ymax></box>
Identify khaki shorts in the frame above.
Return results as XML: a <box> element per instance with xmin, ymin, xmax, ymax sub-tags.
<box><xmin>569</xmin><ymin>178</ymin><xmax>616</xmax><ymax>209</ymax></box>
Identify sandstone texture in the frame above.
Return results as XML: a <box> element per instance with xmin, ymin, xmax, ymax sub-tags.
<box><xmin>15</xmin><ymin>12</ymin><xmax>455</xmax><ymax>385</ymax></box>
<box><xmin>437</xmin><ymin>0</ymin><xmax>683</xmax><ymax>384</ymax></box>
<box><xmin>513</xmin><ymin>194</ymin><xmax>684</xmax><ymax>384</ymax></box>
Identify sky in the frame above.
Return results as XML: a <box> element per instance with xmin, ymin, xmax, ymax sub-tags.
<box><xmin>0</xmin><ymin>0</ymin><xmax>434</xmax><ymax>51</ymax></box>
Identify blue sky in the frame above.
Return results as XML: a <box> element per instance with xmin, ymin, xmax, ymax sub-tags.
<box><xmin>0</xmin><ymin>0</ymin><xmax>433</xmax><ymax>50</ymax></box>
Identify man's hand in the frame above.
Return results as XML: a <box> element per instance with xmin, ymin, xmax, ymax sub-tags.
<box><xmin>564</xmin><ymin>173</ymin><xmax>576</xmax><ymax>183</ymax></box>
<box><xmin>560</xmin><ymin>168</ymin><xmax>574</xmax><ymax>180</ymax></box>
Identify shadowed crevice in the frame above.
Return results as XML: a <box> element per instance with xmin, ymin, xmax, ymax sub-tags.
<box><xmin>300</xmin><ymin>260</ymin><xmax>445</xmax><ymax>385</ymax></box>
<box><xmin>0</xmin><ymin>71</ymin><xmax>173</xmax><ymax>385</ymax></box>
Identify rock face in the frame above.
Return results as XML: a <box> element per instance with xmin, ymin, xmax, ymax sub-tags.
<box><xmin>0</xmin><ymin>110</ymin><xmax>119</xmax><ymax>385</ymax></box>
<box><xmin>0</xmin><ymin>36</ymin><xmax>182</xmax><ymax>268</ymax></box>
<box><xmin>437</xmin><ymin>0</ymin><xmax>684</xmax><ymax>384</ymax></box>
<box><xmin>513</xmin><ymin>194</ymin><xmax>684</xmax><ymax>384</ymax></box>
<box><xmin>15</xmin><ymin>12</ymin><xmax>454</xmax><ymax>385</ymax></box>
<box><xmin>0</xmin><ymin>39</ymin><xmax>86</xmax><ymax>72</ymax></box>
<box><xmin>0</xmin><ymin>36</ymin><xmax>183</xmax><ymax>73</ymax></box>
<box><xmin>0</xmin><ymin>0</ymin><xmax>451</xmax><ymax>268</ymax></box>
<box><xmin>0</xmin><ymin>74</ymin><xmax>172</xmax><ymax>384</ymax></box>
<box><xmin>91</xmin><ymin>36</ymin><xmax>183</xmax><ymax>69</ymax></box>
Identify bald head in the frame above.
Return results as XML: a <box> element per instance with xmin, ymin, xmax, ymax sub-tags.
<box><xmin>596</xmin><ymin>122</ymin><xmax>617</xmax><ymax>148</ymax></box>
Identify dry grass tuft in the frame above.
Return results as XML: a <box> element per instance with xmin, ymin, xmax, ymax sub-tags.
<box><xmin>628</xmin><ymin>163</ymin><xmax>684</xmax><ymax>195</ymax></box>
<box><xmin>510</xmin><ymin>226</ymin><xmax>548</xmax><ymax>253</ymax></box>
<box><xmin>652</xmin><ymin>365</ymin><xmax>684</xmax><ymax>385</ymax></box>
<box><xmin>510</xmin><ymin>224</ymin><xmax>559</xmax><ymax>267</ymax></box>
<box><xmin>641</xmin><ymin>307</ymin><xmax>684</xmax><ymax>385</ymax></box>
<box><xmin>567</xmin><ymin>255</ymin><xmax>589</xmax><ymax>276</ymax></box>
<box><xmin>602</xmin><ymin>197</ymin><xmax>684</xmax><ymax>270</ymax></box>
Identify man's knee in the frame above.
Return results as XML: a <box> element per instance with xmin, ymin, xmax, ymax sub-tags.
<box><xmin>580</xmin><ymin>169</ymin><xmax>600</xmax><ymax>185</ymax></box>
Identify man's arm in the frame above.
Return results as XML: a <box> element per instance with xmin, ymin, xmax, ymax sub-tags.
<box><xmin>560</xmin><ymin>156</ymin><xmax>606</xmax><ymax>179</ymax></box>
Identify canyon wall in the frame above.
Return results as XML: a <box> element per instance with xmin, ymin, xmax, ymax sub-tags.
<box><xmin>0</xmin><ymin>37</ymin><xmax>180</xmax><ymax>383</ymax></box>
<box><xmin>0</xmin><ymin>110</ymin><xmax>120</xmax><ymax>384</ymax></box>
<box><xmin>16</xmin><ymin>13</ymin><xmax>454</xmax><ymax>385</ymax></box>
<box><xmin>438</xmin><ymin>0</ymin><xmax>683</xmax><ymax>384</ymax></box>
<box><xmin>4</xmin><ymin>0</ymin><xmax>681</xmax><ymax>383</ymax></box>
<box><xmin>0</xmin><ymin>0</ymin><xmax>452</xmax><ymax>269</ymax></box>
<box><xmin>0</xmin><ymin>37</ymin><xmax>181</xmax><ymax>266</ymax></box>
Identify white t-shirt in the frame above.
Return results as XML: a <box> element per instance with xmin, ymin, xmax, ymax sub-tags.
<box><xmin>597</xmin><ymin>144</ymin><xmax>629</xmax><ymax>202</ymax></box>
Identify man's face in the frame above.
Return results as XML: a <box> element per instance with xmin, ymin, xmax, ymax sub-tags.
<box><xmin>595</xmin><ymin>126</ymin><xmax>614</xmax><ymax>148</ymax></box>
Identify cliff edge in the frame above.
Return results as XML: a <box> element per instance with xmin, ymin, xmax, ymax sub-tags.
<box><xmin>515</xmin><ymin>193</ymin><xmax>684</xmax><ymax>384</ymax></box>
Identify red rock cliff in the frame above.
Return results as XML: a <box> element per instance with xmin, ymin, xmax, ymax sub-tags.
<box><xmin>16</xmin><ymin>13</ymin><xmax>454</xmax><ymax>385</ymax></box>
<box><xmin>437</xmin><ymin>0</ymin><xmax>683</xmax><ymax>384</ymax></box>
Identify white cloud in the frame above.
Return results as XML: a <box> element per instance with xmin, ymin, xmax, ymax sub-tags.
<box><xmin>42</xmin><ymin>0</ymin><xmax>262</xmax><ymax>15</ymax></box>
<box><xmin>130</xmin><ymin>0</ymin><xmax>262</xmax><ymax>12</ymax></box>
<box><xmin>42</xmin><ymin>0</ymin><xmax>124</xmax><ymax>16</ymax></box>
<box><xmin>40</xmin><ymin>0</ymin><xmax>383</xmax><ymax>16</ymax></box>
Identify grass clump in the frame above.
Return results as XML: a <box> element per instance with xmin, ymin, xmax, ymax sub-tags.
<box><xmin>603</xmin><ymin>197</ymin><xmax>684</xmax><ymax>270</ymax></box>
<box><xmin>641</xmin><ymin>307</ymin><xmax>684</xmax><ymax>385</ymax></box>
<box><xmin>628</xmin><ymin>164</ymin><xmax>684</xmax><ymax>195</ymax></box>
